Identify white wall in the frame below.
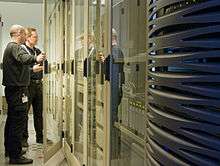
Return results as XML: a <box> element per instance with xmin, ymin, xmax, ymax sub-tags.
<box><xmin>0</xmin><ymin>2</ymin><xmax>43</xmax><ymax>96</ymax></box>
<box><xmin>0</xmin><ymin>2</ymin><xmax>43</xmax><ymax>54</ymax></box>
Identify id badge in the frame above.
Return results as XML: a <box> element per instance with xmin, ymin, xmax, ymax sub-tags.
<box><xmin>22</xmin><ymin>93</ymin><xmax>28</xmax><ymax>103</ymax></box>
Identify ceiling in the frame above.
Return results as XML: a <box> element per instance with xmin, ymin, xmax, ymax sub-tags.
<box><xmin>0</xmin><ymin>0</ymin><xmax>42</xmax><ymax>3</ymax></box>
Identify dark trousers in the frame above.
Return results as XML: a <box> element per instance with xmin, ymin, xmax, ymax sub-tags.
<box><xmin>4</xmin><ymin>86</ymin><xmax>28</xmax><ymax>158</ymax></box>
<box><xmin>23</xmin><ymin>81</ymin><xmax>43</xmax><ymax>141</ymax></box>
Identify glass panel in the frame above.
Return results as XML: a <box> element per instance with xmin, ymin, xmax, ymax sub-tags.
<box><xmin>64</xmin><ymin>0</ymin><xmax>73</xmax><ymax>147</ymax></box>
<box><xmin>46</xmin><ymin>0</ymin><xmax>56</xmax><ymax>21</ymax></box>
<box><xmin>44</xmin><ymin>0</ymin><xmax>63</xmax><ymax>153</ymax></box>
<box><xmin>74</xmin><ymin>0</ymin><xmax>84</xmax><ymax>164</ymax></box>
<box><xmin>110</xmin><ymin>0</ymin><xmax>147</xmax><ymax>166</ymax></box>
<box><xmin>87</xmin><ymin>0</ymin><xmax>107</xmax><ymax>166</ymax></box>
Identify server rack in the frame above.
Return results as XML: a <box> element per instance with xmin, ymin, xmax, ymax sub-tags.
<box><xmin>43</xmin><ymin>0</ymin><xmax>147</xmax><ymax>165</ymax></box>
<box><xmin>110</xmin><ymin>0</ymin><xmax>147</xmax><ymax>166</ymax></box>
<box><xmin>43</xmin><ymin>0</ymin><xmax>64</xmax><ymax>162</ymax></box>
<box><xmin>147</xmin><ymin>0</ymin><xmax>220</xmax><ymax>165</ymax></box>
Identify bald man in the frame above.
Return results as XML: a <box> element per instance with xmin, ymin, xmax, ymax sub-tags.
<box><xmin>2</xmin><ymin>24</ymin><xmax>46</xmax><ymax>164</ymax></box>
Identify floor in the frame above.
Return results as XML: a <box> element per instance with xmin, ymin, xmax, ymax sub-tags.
<box><xmin>0</xmin><ymin>114</ymin><xmax>68</xmax><ymax>166</ymax></box>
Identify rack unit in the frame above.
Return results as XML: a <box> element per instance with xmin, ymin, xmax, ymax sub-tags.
<box><xmin>147</xmin><ymin>0</ymin><xmax>220</xmax><ymax>165</ymax></box>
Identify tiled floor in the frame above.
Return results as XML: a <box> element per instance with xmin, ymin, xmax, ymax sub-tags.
<box><xmin>0</xmin><ymin>114</ymin><xmax>68</xmax><ymax>166</ymax></box>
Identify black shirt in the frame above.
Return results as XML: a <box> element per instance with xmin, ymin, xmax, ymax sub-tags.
<box><xmin>2</xmin><ymin>42</ymin><xmax>36</xmax><ymax>86</ymax></box>
<box><xmin>24</xmin><ymin>44</ymin><xmax>43</xmax><ymax>80</ymax></box>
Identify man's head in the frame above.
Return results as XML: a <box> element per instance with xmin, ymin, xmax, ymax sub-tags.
<box><xmin>25</xmin><ymin>27</ymin><xmax>38</xmax><ymax>47</ymax></box>
<box><xmin>9</xmin><ymin>24</ymin><xmax>26</xmax><ymax>44</ymax></box>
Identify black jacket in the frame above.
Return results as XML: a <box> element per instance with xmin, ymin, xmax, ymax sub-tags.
<box><xmin>23</xmin><ymin>44</ymin><xmax>43</xmax><ymax>80</ymax></box>
<box><xmin>2</xmin><ymin>42</ymin><xmax>37</xmax><ymax>86</ymax></box>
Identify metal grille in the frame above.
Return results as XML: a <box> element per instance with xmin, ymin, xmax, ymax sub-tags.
<box><xmin>147</xmin><ymin>0</ymin><xmax>220</xmax><ymax>165</ymax></box>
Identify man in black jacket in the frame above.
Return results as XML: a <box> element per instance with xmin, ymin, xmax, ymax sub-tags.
<box><xmin>21</xmin><ymin>27</ymin><xmax>49</xmax><ymax>146</ymax></box>
<box><xmin>2</xmin><ymin>24</ymin><xmax>46</xmax><ymax>164</ymax></box>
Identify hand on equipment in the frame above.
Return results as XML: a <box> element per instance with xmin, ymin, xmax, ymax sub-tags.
<box><xmin>36</xmin><ymin>52</ymin><xmax>46</xmax><ymax>63</ymax></box>
<box><xmin>33</xmin><ymin>64</ymin><xmax>43</xmax><ymax>73</ymax></box>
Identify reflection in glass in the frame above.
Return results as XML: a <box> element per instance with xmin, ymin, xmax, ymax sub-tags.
<box><xmin>87</xmin><ymin>0</ymin><xmax>106</xmax><ymax>166</ymax></box>
<box><xmin>44</xmin><ymin>1</ymin><xmax>63</xmax><ymax>152</ymax></box>
<box><xmin>46</xmin><ymin>0</ymin><xmax>56</xmax><ymax>21</ymax></box>
<box><xmin>110</xmin><ymin>0</ymin><xmax>147</xmax><ymax>165</ymax></box>
<box><xmin>110</xmin><ymin>28</ymin><xmax>124</xmax><ymax>161</ymax></box>
<box><xmin>74</xmin><ymin>0</ymin><xmax>84</xmax><ymax>163</ymax></box>
<box><xmin>65</xmin><ymin>0</ymin><xmax>73</xmax><ymax>147</ymax></box>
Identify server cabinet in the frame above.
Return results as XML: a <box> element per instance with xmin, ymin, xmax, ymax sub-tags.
<box><xmin>63</xmin><ymin>0</ymin><xmax>73</xmax><ymax>148</ymax></box>
<box><xmin>147</xmin><ymin>0</ymin><xmax>220</xmax><ymax>166</ymax></box>
<box><xmin>43</xmin><ymin>0</ymin><xmax>147</xmax><ymax>165</ymax></box>
<box><xmin>110</xmin><ymin>0</ymin><xmax>147</xmax><ymax>166</ymax></box>
<box><xmin>63</xmin><ymin>0</ymin><xmax>75</xmax><ymax>165</ymax></box>
<box><xmin>72</xmin><ymin>0</ymin><xmax>87</xmax><ymax>165</ymax></box>
<box><xmin>63</xmin><ymin>1</ymin><xmax>89</xmax><ymax>165</ymax></box>
<box><xmin>86</xmin><ymin>1</ymin><xmax>111</xmax><ymax>166</ymax></box>
<box><xmin>62</xmin><ymin>1</ymin><xmax>111</xmax><ymax>166</ymax></box>
<box><xmin>43</xmin><ymin>0</ymin><xmax>64</xmax><ymax>162</ymax></box>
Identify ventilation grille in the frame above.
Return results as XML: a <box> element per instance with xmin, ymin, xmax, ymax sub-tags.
<box><xmin>147</xmin><ymin>0</ymin><xmax>220</xmax><ymax>165</ymax></box>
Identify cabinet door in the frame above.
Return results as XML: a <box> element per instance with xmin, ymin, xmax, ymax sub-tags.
<box><xmin>110</xmin><ymin>0</ymin><xmax>147</xmax><ymax>166</ymax></box>
<box><xmin>72</xmin><ymin>0</ymin><xmax>87</xmax><ymax>165</ymax></box>
<box><xmin>87</xmin><ymin>0</ymin><xmax>111</xmax><ymax>166</ymax></box>
<box><xmin>63</xmin><ymin>0</ymin><xmax>74</xmax><ymax>161</ymax></box>
<box><xmin>43</xmin><ymin>0</ymin><xmax>64</xmax><ymax>163</ymax></box>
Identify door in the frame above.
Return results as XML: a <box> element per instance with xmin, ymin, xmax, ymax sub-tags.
<box><xmin>63</xmin><ymin>0</ymin><xmax>111</xmax><ymax>166</ymax></box>
<box><xmin>86</xmin><ymin>0</ymin><xmax>111</xmax><ymax>166</ymax></box>
<box><xmin>67</xmin><ymin>0</ymin><xmax>87</xmax><ymax>165</ymax></box>
<box><xmin>43</xmin><ymin>0</ymin><xmax>64</xmax><ymax>162</ymax></box>
<box><xmin>110</xmin><ymin>0</ymin><xmax>147</xmax><ymax>166</ymax></box>
<box><xmin>63</xmin><ymin>0</ymin><xmax>76</xmax><ymax>164</ymax></box>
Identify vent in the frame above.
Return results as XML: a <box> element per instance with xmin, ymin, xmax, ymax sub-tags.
<box><xmin>147</xmin><ymin>0</ymin><xmax>220</xmax><ymax>165</ymax></box>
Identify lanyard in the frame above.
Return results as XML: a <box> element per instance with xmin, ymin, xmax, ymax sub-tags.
<box><xmin>20</xmin><ymin>44</ymin><xmax>36</xmax><ymax>56</ymax></box>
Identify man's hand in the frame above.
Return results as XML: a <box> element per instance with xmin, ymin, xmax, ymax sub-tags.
<box><xmin>36</xmin><ymin>52</ymin><xmax>46</xmax><ymax>63</ymax></box>
<box><xmin>33</xmin><ymin>64</ymin><xmax>43</xmax><ymax>73</ymax></box>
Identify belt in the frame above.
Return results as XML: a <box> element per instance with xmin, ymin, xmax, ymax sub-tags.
<box><xmin>31</xmin><ymin>79</ymin><xmax>42</xmax><ymax>84</ymax></box>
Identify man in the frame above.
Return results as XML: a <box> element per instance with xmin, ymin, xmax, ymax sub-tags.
<box><xmin>21</xmin><ymin>27</ymin><xmax>45</xmax><ymax>146</ymax></box>
<box><xmin>99</xmin><ymin>29</ymin><xmax>124</xmax><ymax>111</ymax></box>
<box><xmin>2</xmin><ymin>24</ymin><xmax>46</xmax><ymax>164</ymax></box>
<box><xmin>99</xmin><ymin>28</ymin><xmax>124</xmax><ymax>159</ymax></box>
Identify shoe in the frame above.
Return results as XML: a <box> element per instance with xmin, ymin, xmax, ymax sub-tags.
<box><xmin>9</xmin><ymin>156</ymin><xmax>33</xmax><ymax>164</ymax></box>
<box><xmin>36</xmin><ymin>138</ymin><xmax>43</xmax><ymax>144</ymax></box>
<box><xmin>21</xmin><ymin>140</ymin><xmax>29</xmax><ymax>147</ymax></box>
<box><xmin>5</xmin><ymin>151</ymin><xmax>8</xmax><ymax>157</ymax></box>
<box><xmin>5</xmin><ymin>149</ymin><xmax>26</xmax><ymax>157</ymax></box>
